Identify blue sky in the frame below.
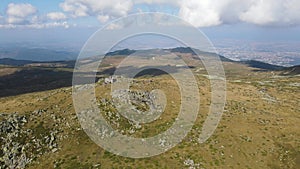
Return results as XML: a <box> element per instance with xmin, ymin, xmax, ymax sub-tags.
<box><xmin>0</xmin><ymin>0</ymin><xmax>300</xmax><ymax>50</ymax></box>
<box><xmin>0</xmin><ymin>0</ymin><xmax>179</xmax><ymax>28</ymax></box>
<box><xmin>0</xmin><ymin>0</ymin><xmax>62</xmax><ymax>12</ymax></box>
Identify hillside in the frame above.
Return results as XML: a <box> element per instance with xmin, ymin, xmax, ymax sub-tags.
<box><xmin>0</xmin><ymin>48</ymin><xmax>299</xmax><ymax>169</ymax></box>
<box><xmin>240</xmin><ymin>60</ymin><xmax>284</xmax><ymax>71</ymax></box>
<box><xmin>0</xmin><ymin>58</ymin><xmax>75</xmax><ymax>67</ymax></box>
<box><xmin>282</xmin><ymin>65</ymin><xmax>300</xmax><ymax>75</ymax></box>
<box><xmin>0</xmin><ymin>58</ymin><xmax>37</xmax><ymax>66</ymax></box>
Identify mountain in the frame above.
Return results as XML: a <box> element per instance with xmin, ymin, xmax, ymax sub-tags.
<box><xmin>105</xmin><ymin>47</ymin><xmax>234</xmax><ymax>62</ymax></box>
<box><xmin>105</xmin><ymin>48</ymin><xmax>136</xmax><ymax>56</ymax></box>
<box><xmin>0</xmin><ymin>47</ymin><xmax>77</xmax><ymax>61</ymax></box>
<box><xmin>282</xmin><ymin>65</ymin><xmax>300</xmax><ymax>75</ymax></box>
<box><xmin>168</xmin><ymin>47</ymin><xmax>234</xmax><ymax>62</ymax></box>
<box><xmin>0</xmin><ymin>58</ymin><xmax>75</xmax><ymax>68</ymax></box>
<box><xmin>103</xmin><ymin>47</ymin><xmax>286</xmax><ymax>70</ymax></box>
<box><xmin>169</xmin><ymin>47</ymin><xmax>197</xmax><ymax>54</ymax></box>
<box><xmin>0</xmin><ymin>58</ymin><xmax>37</xmax><ymax>66</ymax></box>
<box><xmin>0</xmin><ymin>47</ymin><xmax>297</xmax><ymax>72</ymax></box>
<box><xmin>0</xmin><ymin>46</ymin><xmax>299</xmax><ymax>169</ymax></box>
<box><xmin>240</xmin><ymin>60</ymin><xmax>284</xmax><ymax>71</ymax></box>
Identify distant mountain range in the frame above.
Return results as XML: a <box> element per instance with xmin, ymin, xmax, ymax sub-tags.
<box><xmin>0</xmin><ymin>58</ymin><xmax>37</xmax><ymax>66</ymax></box>
<box><xmin>282</xmin><ymin>65</ymin><xmax>300</xmax><ymax>75</ymax></box>
<box><xmin>0</xmin><ymin>47</ymin><xmax>77</xmax><ymax>61</ymax></box>
<box><xmin>0</xmin><ymin>58</ymin><xmax>75</xmax><ymax>68</ymax></box>
<box><xmin>104</xmin><ymin>47</ymin><xmax>295</xmax><ymax>71</ymax></box>
<box><xmin>1</xmin><ymin>47</ymin><xmax>299</xmax><ymax>73</ymax></box>
<box><xmin>239</xmin><ymin>60</ymin><xmax>284</xmax><ymax>70</ymax></box>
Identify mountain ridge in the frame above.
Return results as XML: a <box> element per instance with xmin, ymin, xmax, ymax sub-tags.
<box><xmin>1</xmin><ymin>47</ymin><xmax>298</xmax><ymax>72</ymax></box>
<box><xmin>0</xmin><ymin>47</ymin><xmax>77</xmax><ymax>62</ymax></box>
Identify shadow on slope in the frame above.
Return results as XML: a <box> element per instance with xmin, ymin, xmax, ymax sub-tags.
<box><xmin>239</xmin><ymin>60</ymin><xmax>284</xmax><ymax>71</ymax></box>
<box><xmin>0</xmin><ymin>68</ymin><xmax>74</xmax><ymax>97</ymax></box>
<box><xmin>97</xmin><ymin>65</ymin><xmax>180</xmax><ymax>78</ymax></box>
<box><xmin>0</xmin><ymin>64</ymin><xmax>182</xmax><ymax>98</ymax></box>
<box><xmin>281</xmin><ymin>65</ymin><xmax>300</xmax><ymax>75</ymax></box>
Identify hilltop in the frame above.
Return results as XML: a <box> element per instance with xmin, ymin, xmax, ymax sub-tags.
<box><xmin>0</xmin><ymin>47</ymin><xmax>299</xmax><ymax>98</ymax></box>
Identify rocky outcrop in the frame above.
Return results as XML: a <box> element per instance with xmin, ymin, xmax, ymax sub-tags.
<box><xmin>0</xmin><ymin>113</ymin><xmax>31</xmax><ymax>169</ymax></box>
<box><xmin>0</xmin><ymin>113</ymin><xmax>59</xmax><ymax>169</ymax></box>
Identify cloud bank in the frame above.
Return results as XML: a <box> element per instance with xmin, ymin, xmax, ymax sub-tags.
<box><xmin>0</xmin><ymin>3</ymin><xmax>70</xmax><ymax>29</ymax></box>
<box><xmin>58</xmin><ymin>0</ymin><xmax>300</xmax><ymax>27</ymax></box>
<box><xmin>1</xmin><ymin>0</ymin><xmax>300</xmax><ymax>28</ymax></box>
<box><xmin>176</xmin><ymin>0</ymin><xmax>300</xmax><ymax>27</ymax></box>
<box><xmin>47</xmin><ymin>12</ymin><xmax>67</xmax><ymax>21</ymax></box>
<box><xmin>60</xmin><ymin>0</ymin><xmax>133</xmax><ymax>23</ymax></box>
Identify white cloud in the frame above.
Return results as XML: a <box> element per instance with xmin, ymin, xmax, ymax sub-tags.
<box><xmin>0</xmin><ymin>22</ymin><xmax>71</xmax><ymax>29</ymax></box>
<box><xmin>240</xmin><ymin>1</ymin><xmax>278</xmax><ymax>25</ymax></box>
<box><xmin>0</xmin><ymin>3</ymin><xmax>72</xmax><ymax>29</ymax></box>
<box><xmin>178</xmin><ymin>0</ymin><xmax>221</xmax><ymax>27</ymax></box>
<box><xmin>47</xmin><ymin>12</ymin><xmax>67</xmax><ymax>21</ymax></box>
<box><xmin>6</xmin><ymin>17</ymin><xmax>26</xmax><ymax>24</ymax></box>
<box><xmin>177</xmin><ymin>0</ymin><xmax>300</xmax><ymax>27</ymax></box>
<box><xmin>134</xmin><ymin>0</ymin><xmax>179</xmax><ymax>6</ymax></box>
<box><xmin>177</xmin><ymin>0</ymin><xmax>250</xmax><ymax>27</ymax></box>
<box><xmin>134</xmin><ymin>0</ymin><xmax>300</xmax><ymax>27</ymax></box>
<box><xmin>60</xmin><ymin>0</ymin><xmax>133</xmax><ymax>21</ymax></box>
<box><xmin>60</xmin><ymin>1</ymin><xmax>89</xmax><ymax>17</ymax></box>
<box><xmin>6</xmin><ymin>3</ymin><xmax>37</xmax><ymax>18</ymax></box>
<box><xmin>2</xmin><ymin>0</ymin><xmax>300</xmax><ymax>28</ymax></box>
<box><xmin>97</xmin><ymin>15</ymin><xmax>110</xmax><ymax>23</ymax></box>
<box><xmin>105</xmin><ymin>23</ymin><xmax>123</xmax><ymax>30</ymax></box>
<box><xmin>240</xmin><ymin>0</ymin><xmax>300</xmax><ymax>26</ymax></box>
<box><xmin>6</xmin><ymin>3</ymin><xmax>37</xmax><ymax>24</ymax></box>
<box><xmin>29</xmin><ymin>22</ymin><xmax>71</xmax><ymax>29</ymax></box>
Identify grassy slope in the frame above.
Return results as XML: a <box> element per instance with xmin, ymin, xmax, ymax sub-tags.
<box><xmin>0</xmin><ymin>59</ymin><xmax>299</xmax><ymax>169</ymax></box>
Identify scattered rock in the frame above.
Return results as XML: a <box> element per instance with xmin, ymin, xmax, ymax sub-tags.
<box><xmin>184</xmin><ymin>158</ymin><xmax>200</xmax><ymax>169</ymax></box>
<box><xmin>0</xmin><ymin>112</ymin><xmax>60</xmax><ymax>169</ymax></box>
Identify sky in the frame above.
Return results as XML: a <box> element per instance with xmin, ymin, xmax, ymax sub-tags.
<box><xmin>0</xmin><ymin>0</ymin><xmax>300</xmax><ymax>50</ymax></box>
